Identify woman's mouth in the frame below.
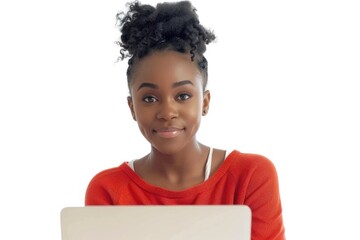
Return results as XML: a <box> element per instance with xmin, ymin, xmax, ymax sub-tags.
<box><xmin>153</xmin><ymin>127</ymin><xmax>185</xmax><ymax>138</ymax></box>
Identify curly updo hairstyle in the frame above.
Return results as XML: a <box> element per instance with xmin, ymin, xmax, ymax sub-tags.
<box><xmin>116</xmin><ymin>1</ymin><xmax>216</xmax><ymax>89</ymax></box>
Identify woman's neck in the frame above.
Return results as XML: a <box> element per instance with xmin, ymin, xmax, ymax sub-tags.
<box><xmin>151</xmin><ymin>141</ymin><xmax>204</xmax><ymax>161</ymax></box>
<box><xmin>138</xmin><ymin>141</ymin><xmax>210</xmax><ymax>189</ymax></box>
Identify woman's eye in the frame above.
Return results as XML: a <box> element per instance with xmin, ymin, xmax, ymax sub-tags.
<box><xmin>143</xmin><ymin>96</ymin><xmax>158</xmax><ymax>103</ymax></box>
<box><xmin>177</xmin><ymin>93</ymin><xmax>191</xmax><ymax>101</ymax></box>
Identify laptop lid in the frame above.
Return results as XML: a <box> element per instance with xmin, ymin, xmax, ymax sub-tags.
<box><xmin>60</xmin><ymin>205</ymin><xmax>251</xmax><ymax>240</ymax></box>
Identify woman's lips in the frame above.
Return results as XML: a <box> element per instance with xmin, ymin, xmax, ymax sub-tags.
<box><xmin>154</xmin><ymin>127</ymin><xmax>184</xmax><ymax>138</ymax></box>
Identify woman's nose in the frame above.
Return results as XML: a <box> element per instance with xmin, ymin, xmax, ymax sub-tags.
<box><xmin>156</xmin><ymin>100</ymin><xmax>178</xmax><ymax>120</ymax></box>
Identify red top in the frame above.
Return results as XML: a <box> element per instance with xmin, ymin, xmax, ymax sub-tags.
<box><xmin>85</xmin><ymin>150</ymin><xmax>285</xmax><ymax>240</ymax></box>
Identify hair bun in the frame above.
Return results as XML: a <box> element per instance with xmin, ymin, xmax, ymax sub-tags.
<box><xmin>116</xmin><ymin>1</ymin><xmax>215</xmax><ymax>60</ymax></box>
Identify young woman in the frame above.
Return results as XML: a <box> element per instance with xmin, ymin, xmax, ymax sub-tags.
<box><xmin>85</xmin><ymin>1</ymin><xmax>285</xmax><ymax>239</ymax></box>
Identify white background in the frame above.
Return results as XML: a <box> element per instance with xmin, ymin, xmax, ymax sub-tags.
<box><xmin>0</xmin><ymin>0</ymin><xmax>359</xmax><ymax>239</ymax></box>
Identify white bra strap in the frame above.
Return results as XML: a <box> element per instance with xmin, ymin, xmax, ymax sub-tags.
<box><xmin>128</xmin><ymin>159</ymin><xmax>135</xmax><ymax>171</ymax></box>
<box><xmin>225</xmin><ymin>150</ymin><xmax>230</xmax><ymax>159</ymax></box>
<box><xmin>204</xmin><ymin>148</ymin><xmax>213</xmax><ymax>181</ymax></box>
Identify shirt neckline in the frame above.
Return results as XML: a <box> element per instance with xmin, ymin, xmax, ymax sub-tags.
<box><xmin>121</xmin><ymin>150</ymin><xmax>238</xmax><ymax>198</ymax></box>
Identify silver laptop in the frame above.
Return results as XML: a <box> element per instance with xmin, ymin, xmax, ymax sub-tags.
<box><xmin>60</xmin><ymin>205</ymin><xmax>251</xmax><ymax>240</ymax></box>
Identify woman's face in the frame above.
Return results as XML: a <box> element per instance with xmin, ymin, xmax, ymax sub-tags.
<box><xmin>128</xmin><ymin>50</ymin><xmax>210</xmax><ymax>154</ymax></box>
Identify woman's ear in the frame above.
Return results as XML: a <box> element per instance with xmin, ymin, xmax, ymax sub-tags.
<box><xmin>202</xmin><ymin>90</ymin><xmax>211</xmax><ymax>116</ymax></box>
<box><xmin>127</xmin><ymin>96</ymin><xmax>136</xmax><ymax>121</ymax></box>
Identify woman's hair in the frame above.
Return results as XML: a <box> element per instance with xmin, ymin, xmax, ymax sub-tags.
<box><xmin>116</xmin><ymin>1</ymin><xmax>216</xmax><ymax>89</ymax></box>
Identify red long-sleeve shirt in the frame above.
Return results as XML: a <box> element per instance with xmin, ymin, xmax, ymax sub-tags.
<box><xmin>85</xmin><ymin>150</ymin><xmax>285</xmax><ymax>239</ymax></box>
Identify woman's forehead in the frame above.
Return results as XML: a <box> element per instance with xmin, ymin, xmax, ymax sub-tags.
<box><xmin>130</xmin><ymin>51</ymin><xmax>203</xmax><ymax>88</ymax></box>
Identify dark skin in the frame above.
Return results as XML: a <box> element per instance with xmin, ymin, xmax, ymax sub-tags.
<box><xmin>127</xmin><ymin>50</ymin><xmax>226</xmax><ymax>191</ymax></box>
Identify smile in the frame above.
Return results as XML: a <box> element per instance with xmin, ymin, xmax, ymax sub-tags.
<box><xmin>153</xmin><ymin>127</ymin><xmax>185</xmax><ymax>139</ymax></box>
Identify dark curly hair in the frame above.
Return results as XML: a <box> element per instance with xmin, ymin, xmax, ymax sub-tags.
<box><xmin>115</xmin><ymin>1</ymin><xmax>216</xmax><ymax>89</ymax></box>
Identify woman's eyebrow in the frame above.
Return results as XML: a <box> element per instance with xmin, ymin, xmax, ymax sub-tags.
<box><xmin>172</xmin><ymin>80</ymin><xmax>193</xmax><ymax>88</ymax></box>
<box><xmin>137</xmin><ymin>82</ymin><xmax>158</xmax><ymax>91</ymax></box>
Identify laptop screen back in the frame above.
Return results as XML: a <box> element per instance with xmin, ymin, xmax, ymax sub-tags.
<box><xmin>61</xmin><ymin>205</ymin><xmax>251</xmax><ymax>240</ymax></box>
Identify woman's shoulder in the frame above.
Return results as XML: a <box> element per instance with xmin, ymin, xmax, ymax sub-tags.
<box><xmin>85</xmin><ymin>162</ymin><xmax>131</xmax><ymax>205</ymax></box>
<box><xmin>88</xmin><ymin>162</ymin><xmax>130</xmax><ymax>184</ymax></box>
<box><xmin>226</xmin><ymin>150</ymin><xmax>278</xmax><ymax>176</ymax></box>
